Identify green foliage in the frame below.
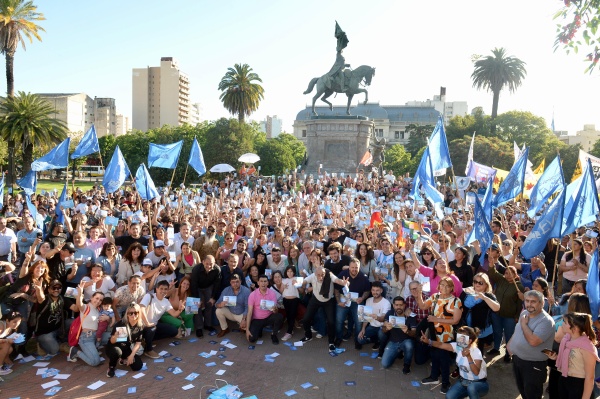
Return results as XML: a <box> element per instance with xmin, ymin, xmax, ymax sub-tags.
<box><xmin>404</xmin><ymin>124</ymin><xmax>434</xmax><ymax>157</ymax></box>
<box><xmin>202</xmin><ymin>118</ymin><xmax>257</xmax><ymax>173</ymax></box>
<box><xmin>449</xmin><ymin>135</ymin><xmax>514</xmax><ymax>174</ymax></box>
<box><xmin>559</xmin><ymin>143</ymin><xmax>582</xmax><ymax>181</ymax></box>
<box><xmin>590</xmin><ymin>138</ymin><xmax>600</xmax><ymax>159</ymax></box>
<box><xmin>273</xmin><ymin>133</ymin><xmax>306</xmax><ymax>166</ymax></box>
<box><xmin>218</xmin><ymin>63</ymin><xmax>264</xmax><ymax>123</ymax></box>
<box><xmin>445</xmin><ymin>108</ymin><xmax>490</xmax><ymax>141</ymax></box>
<box><xmin>383</xmin><ymin>144</ymin><xmax>412</xmax><ymax>176</ymax></box>
<box><xmin>257</xmin><ymin>140</ymin><xmax>296</xmax><ymax>176</ymax></box>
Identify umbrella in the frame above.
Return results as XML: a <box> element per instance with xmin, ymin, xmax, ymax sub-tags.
<box><xmin>238</xmin><ymin>153</ymin><xmax>260</xmax><ymax>164</ymax></box>
<box><xmin>210</xmin><ymin>164</ymin><xmax>236</xmax><ymax>173</ymax></box>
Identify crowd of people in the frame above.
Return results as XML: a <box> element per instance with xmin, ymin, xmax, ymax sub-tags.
<box><xmin>0</xmin><ymin>168</ymin><xmax>598</xmax><ymax>399</ymax></box>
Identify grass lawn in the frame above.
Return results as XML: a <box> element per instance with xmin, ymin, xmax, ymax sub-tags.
<box><xmin>10</xmin><ymin>179</ymin><xmax>100</xmax><ymax>195</ymax></box>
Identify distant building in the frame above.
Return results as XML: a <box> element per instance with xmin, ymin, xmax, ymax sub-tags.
<box><xmin>260</xmin><ymin>115</ymin><xmax>283</xmax><ymax>138</ymax></box>
<box><xmin>405</xmin><ymin>87</ymin><xmax>468</xmax><ymax>125</ymax></box>
<box><xmin>190</xmin><ymin>103</ymin><xmax>203</xmax><ymax>125</ymax></box>
<box><xmin>37</xmin><ymin>93</ymin><xmax>95</xmax><ymax>134</ymax></box>
<box><xmin>116</xmin><ymin>114</ymin><xmax>130</xmax><ymax>136</ymax></box>
<box><xmin>94</xmin><ymin>97</ymin><xmax>117</xmax><ymax>137</ymax></box>
<box><xmin>293</xmin><ymin>103</ymin><xmax>440</xmax><ymax>146</ymax></box>
<box><xmin>132</xmin><ymin>57</ymin><xmax>191</xmax><ymax>131</ymax></box>
<box><xmin>556</xmin><ymin>124</ymin><xmax>600</xmax><ymax>152</ymax></box>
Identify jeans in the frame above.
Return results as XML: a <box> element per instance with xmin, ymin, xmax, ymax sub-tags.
<box><xmin>142</xmin><ymin>322</ymin><xmax>178</xmax><ymax>352</ymax></box>
<box><xmin>36</xmin><ymin>330</ymin><xmax>60</xmax><ymax>355</ymax></box>
<box><xmin>77</xmin><ymin>331</ymin><xmax>102</xmax><ymax>366</ymax></box>
<box><xmin>381</xmin><ymin>339</ymin><xmax>415</xmax><ymax>369</ymax></box>
<box><xmin>430</xmin><ymin>346</ymin><xmax>452</xmax><ymax>385</ymax></box>
<box><xmin>335</xmin><ymin>302</ymin><xmax>359</xmax><ymax>340</ymax></box>
<box><xmin>446</xmin><ymin>380</ymin><xmax>489</xmax><ymax>399</ymax></box>
<box><xmin>512</xmin><ymin>356</ymin><xmax>547</xmax><ymax>399</ymax></box>
<box><xmin>302</xmin><ymin>296</ymin><xmax>336</xmax><ymax>344</ymax></box>
<box><xmin>356</xmin><ymin>324</ymin><xmax>381</xmax><ymax>345</ymax></box>
<box><xmin>491</xmin><ymin>312</ymin><xmax>516</xmax><ymax>351</ymax></box>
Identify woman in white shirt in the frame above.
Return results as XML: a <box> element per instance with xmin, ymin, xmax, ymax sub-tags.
<box><xmin>80</xmin><ymin>264</ymin><xmax>116</xmax><ymax>301</ymax></box>
<box><xmin>281</xmin><ymin>266</ymin><xmax>304</xmax><ymax>341</ymax></box>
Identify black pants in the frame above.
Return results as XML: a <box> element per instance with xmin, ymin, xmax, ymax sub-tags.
<box><xmin>248</xmin><ymin>313</ymin><xmax>284</xmax><ymax>342</ymax></box>
<box><xmin>282</xmin><ymin>297</ymin><xmax>299</xmax><ymax>334</ymax></box>
<box><xmin>558</xmin><ymin>376</ymin><xmax>592</xmax><ymax>399</ymax></box>
<box><xmin>142</xmin><ymin>322</ymin><xmax>178</xmax><ymax>352</ymax></box>
<box><xmin>302</xmin><ymin>296</ymin><xmax>335</xmax><ymax>344</ymax></box>
<box><xmin>105</xmin><ymin>343</ymin><xmax>143</xmax><ymax>370</ymax></box>
<box><xmin>430</xmin><ymin>346</ymin><xmax>453</xmax><ymax>385</ymax></box>
<box><xmin>512</xmin><ymin>355</ymin><xmax>548</xmax><ymax>399</ymax></box>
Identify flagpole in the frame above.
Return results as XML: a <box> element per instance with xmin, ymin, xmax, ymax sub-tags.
<box><xmin>181</xmin><ymin>163</ymin><xmax>190</xmax><ymax>187</ymax></box>
<box><xmin>551</xmin><ymin>239</ymin><xmax>560</xmax><ymax>295</ymax></box>
<box><xmin>65</xmin><ymin>161</ymin><xmax>70</xmax><ymax>196</ymax></box>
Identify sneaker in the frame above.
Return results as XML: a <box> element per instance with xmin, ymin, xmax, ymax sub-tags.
<box><xmin>316</xmin><ymin>333</ymin><xmax>323</xmax><ymax>339</ymax></box>
<box><xmin>487</xmin><ymin>348</ymin><xmax>500</xmax><ymax>356</ymax></box>
<box><xmin>282</xmin><ymin>333</ymin><xmax>293</xmax><ymax>341</ymax></box>
<box><xmin>0</xmin><ymin>366</ymin><xmax>12</xmax><ymax>376</ymax></box>
<box><xmin>271</xmin><ymin>334</ymin><xmax>279</xmax><ymax>345</ymax></box>
<box><xmin>441</xmin><ymin>383</ymin><xmax>450</xmax><ymax>394</ymax></box>
<box><xmin>402</xmin><ymin>365</ymin><xmax>411</xmax><ymax>375</ymax></box>
<box><xmin>67</xmin><ymin>346</ymin><xmax>78</xmax><ymax>362</ymax></box>
<box><xmin>107</xmin><ymin>367</ymin><xmax>115</xmax><ymax>378</ymax></box>
<box><xmin>311</xmin><ymin>327</ymin><xmax>318</xmax><ymax>333</ymax></box>
<box><xmin>300</xmin><ymin>336</ymin><xmax>312</xmax><ymax>343</ymax></box>
<box><xmin>372</xmin><ymin>343</ymin><xmax>380</xmax><ymax>351</ymax></box>
<box><xmin>377</xmin><ymin>352</ymin><xmax>383</xmax><ymax>359</ymax></box>
<box><xmin>143</xmin><ymin>350</ymin><xmax>160</xmax><ymax>359</ymax></box>
<box><xmin>421</xmin><ymin>376</ymin><xmax>438</xmax><ymax>385</ymax></box>
<box><xmin>328</xmin><ymin>344</ymin><xmax>336</xmax><ymax>353</ymax></box>
<box><xmin>205</xmin><ymin>326</ymin><xmax>216</xmax><ymax>332</ymax></box>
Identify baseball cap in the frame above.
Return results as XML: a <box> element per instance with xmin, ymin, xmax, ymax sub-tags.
<box><xmin>62</xmin><ymin>242</ymin><xmax>76</xmax><ymax>253</ymax></box>
<box><xmin>142</xmin><ymin>258</ymin><xmax>153</xmax><ymax>266</ymax></box>
<box><xmin>154</xmin><ymin>240</ymin><xmax>165</xmax><ymax>248</ymax></box>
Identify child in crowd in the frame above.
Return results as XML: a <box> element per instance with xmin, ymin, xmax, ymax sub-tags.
<box><xmin>96</xmin><ymin>297</ymin><xmax>115</xmax><ymax>347</ymax></box>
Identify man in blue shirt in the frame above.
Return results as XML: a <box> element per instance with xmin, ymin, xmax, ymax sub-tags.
<box><xmin>511</xmin><ymin>252</ymin><xmax>547</xmax><ymax>290</ymax></box>
<box><xmin>215</xmin><ymin>274</ymin><xmax>251</xmax><ymax>338</ymax></box>
<box><xmin>334</xmin><ymin>258</ymin><xmax>371</xmax><ymax>347</ymax></box>
<box><xmin>16</xmin><ymin>216</ymin><xmax>41</xmax><ymax>264</ymax></box>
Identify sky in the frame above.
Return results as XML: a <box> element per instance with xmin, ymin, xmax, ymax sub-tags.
<box><xmin>13</xmin><ymin>0</ymin><xmax>600</xmax><ymax>135</ymax></box>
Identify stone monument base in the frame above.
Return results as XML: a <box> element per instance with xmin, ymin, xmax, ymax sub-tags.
<box><xmin>303</xmin><ymin>116</ymin><xmax>373</xmax><ymax>175</ymax></box>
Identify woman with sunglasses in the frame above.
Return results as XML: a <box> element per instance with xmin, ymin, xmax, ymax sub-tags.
<box><xmin>105</xmin><ymin>302</ymin><xmax>144</xmax><ymax>378</ymax></box>
<box><xmin>408</xmin><ymin>241</ymin><xmax>462</xmax><ymax>298</ymax></box>
<box><xmin>460</xmin><ymin>273</ymin><xmax>499</xmax><ymax>352</ymax></box>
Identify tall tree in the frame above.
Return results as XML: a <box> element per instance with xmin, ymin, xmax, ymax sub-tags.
<box><xmin>404</xmin><ymin>123</ymin><xmax>434</xmax><ymax>157</ymax></box>
<box><xmin>0</xmin><ymin>0</ymin><xmax>45</xmax><ymax>185</ymax></box>
<box><xmin>471</xmin><ymin>48</ymin><xmax>526</xmax><ymax>133</ymax></box>
<box><xmin>218</xmin><ymin>63</ymin><xmax>264</xmax><ymax>123</ymax></box>
<box><xmin>0</xmin><ymin>92</ymin><xmax>67</xmax><ymax>175</ymax></box>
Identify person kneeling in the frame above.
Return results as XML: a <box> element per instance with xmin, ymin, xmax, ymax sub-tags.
<box><xmin>246</xmin><ymin>275</ymin><xmax>283</xmax><ymax>345</ymax></box>
<box><xmin>380</xmin><ymin>296</ymin><xmax>418</xmax><ymax>375</ymax></box>
<box><xmin>105</xmin><ymin>303</ymin><xmax>144</xmax><ymax>378</ymax></box>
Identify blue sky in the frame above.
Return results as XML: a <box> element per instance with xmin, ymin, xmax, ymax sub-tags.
<box><xmin>13</xmin><ymin>0</ymin><xmax>600</xmax><ymax>135</ymax></box>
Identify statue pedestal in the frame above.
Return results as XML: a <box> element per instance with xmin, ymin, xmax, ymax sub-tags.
<box><xmin>303</xmin><ymin>116</ymin><xmax>373</xmax><ymax>175</ymax></box>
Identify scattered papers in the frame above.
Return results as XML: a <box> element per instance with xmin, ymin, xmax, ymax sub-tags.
<box><xmin>300</xmin><ymin>382</ymin><xmax>313</xmax><ymax>389</ymax></box>
<box><xmin>205</xmin><ymin>362</ymin><xmax>217</xmax><ymax>367</ymax></box>
<box><xmin>185</xmin><ymin>373</ymin><xmax>199</xmax><ymax>381</ymax></box>
<box><xmin>209</xmin><ymin>350</ymin><xmax>218</xmax><ymax>355</ymax></box>
<box><xmin>37</xmin><ymin>368</ymin><xmax>48</xmax><ymax>375</ymax></box>
<box><xmin>363</xmin><ymin>366</ymin><xmax>373</xmax><ymax>371</ymax></box>
<box><xmin>267</xmin><ymin>352</ymin><xmax>280</xmax><ymax>358</ymax></box>
<box><xmin>158</xmin><ymin>350</ymin><xmax>169</xmax><ymax>356</ymax></box>
<box><xmin>223</xmin><ymin>361</ymin><xmax>234</xmax><ymax>366</ymax></box>
<box><xmin>172</xmin><ymin>367</ymin><xmax>183</xmax><ymax>375</ymax></box>
<box><xmin>154</xmin><ymin>358</ymin><xmax>165</xmax><ymax>363</ymax></box>
<box><xmin>41</xmin><ymin>380</ymin><xmax>60</xmax><ymax>389</ymax></box>
<box><xmin>182</xmin><ymin>384</ymin><xmax>194</xmax><ymax>390</ymax></box>
<box><xmin>225</xmin><ymin>343</ymin><xmax>237</xmax><ymax>349</ymax></box>
<box><xmin>293</xmin><ymin>341</ymin><xmax>303</xmax><ymax>347</ymax></box>
<box><xmin>115</xmin><ymin>369</ymin><xmax>128</xmax><ymax>378</ymax></box>
<box><xmin>45</xmin><ymin>386</ymin><xmax>62</xmax><ymax>396</ymax></box>
<box><xmin>411</xmin><ymin>381</ymin><xmax>421</xmax><ymax>387</ymax></box>
<box><xmin>216</xmin><ymin>369</ymin><xmax>226</xmax><ymax>375</ymax></box>
<box><xmin>345</xmin><ymin>381</ymin><xmax>357</xmax><ymax>386</ymax></box>
<box><xmin>53</xmin><ymin>374</ymin><xmax>70</xmax><ymax>380</ymax></box>
<box><xmin>33</xmin><ymin>362</ymin><xmax>50</xmax><ymax>367</ymax></box>
<box><xmin>132</xmin><ymin>373</ymin><xmax>145</xmax><ymax>379</ymax></box>
<box><xmin>285</xmin><ymin>390</ymin><xmax>297</xmax><ymax>396</ymax></box>
<box><xmin>256</xmin><ymin>340</ymin><xmax>263</xmax><ymax>345</ymax></box>
<box><xmin>317</xmin><ymin>367</ymin><xmax>326</xmax><ymax>373</ymax></box>
<box><xmin>128</xmin><ymin>387</ymin><xmax>137</xmax><ymax>394</ymax></box>
<box><xmin>344</xmin><ymin>360</ymin><xmax>354</xmax><ymax>366</ymax></box>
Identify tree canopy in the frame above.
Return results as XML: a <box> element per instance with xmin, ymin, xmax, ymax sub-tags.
<box><xmin>218</xmin><ymin>63</ymin><xmax>264</xmax><ymax>123</ymax></box>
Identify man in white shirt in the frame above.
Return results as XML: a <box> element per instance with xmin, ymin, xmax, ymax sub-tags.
<box><xmin>298</xmin><ymin>241</ymin><xmax>314</xmax><ymax>276</ymax></box>
<box><xmin>169</xmin><ymin>222</ymin><xmax>194</xmax><ymax>257</ymax></box>
<box><xmin>401</xmin><ymin>259</ymin><xmax>429</xmax><ymax>299</ymax></box>
<box><xmin>356</xmin><ymin>281</ymin><xmax>391</xmax><ymax>350</ymax></box>
<box><xmin>140</xmin><ymin>280</ymin><xmax>184</xmax><ymax>358</ymax></box>
<box><xmin>0</xmin><ymin>217</ymin><xmax>17</xmax><ymax>262</ymax></box>
<box><xmin>437</xmin><ymin>234</ymin><xmax>455</xmax><ymax>262</ymax></box>
<box><xmin>267</xmin><ymin>247</ymin><xmax>287</xmax><ymax>273</ymax></box>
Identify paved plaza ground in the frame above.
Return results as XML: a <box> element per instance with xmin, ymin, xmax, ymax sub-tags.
<box><xmin>0</xmin><ymin>329</ymin><xmax>522</xmax><ymax>399</ymax></box>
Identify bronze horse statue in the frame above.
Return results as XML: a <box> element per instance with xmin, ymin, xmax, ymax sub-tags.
<box><xmin>303</xmin><ymin>65</ymin><xmax>375</xmax><ymax>116</ymax></box>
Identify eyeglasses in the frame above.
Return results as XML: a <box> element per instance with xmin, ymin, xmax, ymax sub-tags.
<box><xmin>50</xmin><ymin>286</ymin><xmax>61</xmax><ymax>290</ymax></box>
<box><xmin>127</xmin><ymin>311</ymin><xmax>139</xmax><ymax>316</ymax></box>
<box><xmin>473</xmin><ymin>280</ymin><xmax>485</xmax><ymax>286</ymax></box>
<box><xmin>503</xmin><ymin>243</ymin><xmax>510</xmax><ymax>246</ymax></box>
<box><xmin>422</xmin><ymin>252</ymin><xmax>432</xmax><ymax>256</ymax></box>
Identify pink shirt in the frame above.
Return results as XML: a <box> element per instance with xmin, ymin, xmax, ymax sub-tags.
<box><xmin>418</xmin><ymin>265</ymin><xmax>463</xmax><ymax>298</ymax></box>
<box><xmin>87</xmin><ymin>237</ymin><xmax>108</xmax><ymax>259</ymax></box>
<box><xmin>248</xmin><ymin>288</ymin><xmax>278</xmax><ymax>320</ymax></box>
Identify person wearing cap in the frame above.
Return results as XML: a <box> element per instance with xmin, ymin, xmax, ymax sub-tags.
<box><xmin>45</xmin><ymin>242</ymin><xmax>78</xmax><ymax>293</ymax></box>
<box><xmin>45</xmin><ymin>219</ymin><xmax>71</xmax><ymax>249</ymax></box>
<box><xmin>145</xmin><ymin>240</ymin><xmax>170</xmax><ymax>268</ymax></box>
<box><xmin>34</xmin><ymin>279</ymin><xmax>68</xmax><ymax>356</ymax></box>
<box><xmin>472</xmin><ymin>242</ymin><xmax>507</xmax><ymax>275</ymax></box>
<box><xmin>215</xmin><ymin>219</ymin><xmax>227</xmax><ymax>247</ymax></box>
<box><xmin>509</xmin><ymin>252</ymin><xmax>547</xmax><ymax>291</ymax></box>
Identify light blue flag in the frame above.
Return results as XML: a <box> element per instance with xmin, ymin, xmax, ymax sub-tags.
<box><xmin>71</xmin><ymin>125</ymin><xmax>100</xmax><ymax>159</ymax></box>
<box><xmin>527</xmin><ymin>155</ymin><xmax>564</xmax><ymax>217</ymax></box>
<box><xmin>428</xmin><ymin>116</ymin><xmax>452</xmax><ymax>173</ymax></box>
<box><xmin>466</xmin><ymin>196</ymin><xmax>494</xmax><ymax>265</ymax></box>
<box><xmin>410</xmin><ymin>147</ymin><xmax>443</xmax><ymax>204</ymax></box>
<box><xmin>521</xmin><ymin>187</ymin><xmax>565</xmax><ymax>259</ymax></box>
<box><xmin>588</xmin><ymin>248</ymin><xmax>600</xmax><ymax>321</ymax></box>
<box><xmin>188</xmin><ymin>137</ymin><xmax>206</xmax><ymax>177</ymax></box>
<box><xmin>25</xmin><ymin>194</ymin><xmax>43</xmax><ymax>229</ymax></box>
<box><xmin>31</xmin><ymin>138</ymin><xmax>71</xmax><ymax>171</ymax></box>
<box><xmin>135</xmin><ymin>164</ymin><xmax>159</xmax><ymax>201</ymax></box>
<box><xmin>17</xmin><ymin>170</ymin><xmax>37</xmax><ymax>195</ymax></box>
<box><xmin>55</xmin><ymin>183</ymin><xmax>67</xmax><ymax>224</ymax></box>
<box><xmin>148</xmin><ymin>141</ymin><xmax>184</xmax><ymax>169</ymax></box>
<box><xmin>102</xmin><ymin>146</ymin><xmax>131</xmax><ymax>194</ymax></box>
<box><xmin>0</xmin><ymin>176</ymin><xmax>4</xmax><ymax>209</ymax></box>
<box><xmin>481</xmin><ymin>177</ymin><xmax>494</xmax><ymax>222</ymax></box>
<box><xmin>561</xmin><ymin>158</ymin><xmax>600</xmax><ymax>235</ymax></box>
<box><xmin>492</xmin><ymin>147</ymin><xmax>528</xmax><ymax>208</ymax></box>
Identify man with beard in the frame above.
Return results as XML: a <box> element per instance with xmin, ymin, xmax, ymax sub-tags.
<box><xmin>355</xmin><ymin>281</ymin><xmax>391</xmax><ymax>350</ymax></box>
<box><xmin>192</xmin><ymin>225</ymin><xmax>219</xmax><ymax>262</ymax></box>
<box><xmin>110</xmin><ymin>222</ymin><xmax>150</xmax><ymax>255</ymax></box>
<box><xmin>169</xmin><ymin>222</ymin><xmax>194</xmax><ymax>258</ymax></box>
<box><xmin>379</xmin><ymin>296</ymin><xmax>418</xmax><ymax>374</ymax></box>
<box><xmin>34</xmin><ymin>279</ymin><xmax>70</xmax><ymax>356</ymax></box>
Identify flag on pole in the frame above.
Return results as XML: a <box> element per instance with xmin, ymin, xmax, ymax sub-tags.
<box><xmin>533</xmin><ymin>159</ymin><xmax>545</xmax><ymax>175</ymax></box>
<box><xmin>571</xmin><ymin>159</ymin><xmax>582</xmax><ymax>182</ymax></box>
<box><xmin>428</xmin><ymin>116</ymin><xmax>452</xmax><ymax>175</ymax></box>
<box><xmin>521</xmin><ymin>187</ymin><xmax>565</xmax><ymax>259</ymax></box>
<box><xmin>578</xmin><ymin>149</ymin><xmax>600</xmax><ymax>190</ymax></box>
<box><xmin>587</xmin><ymin>248</ymin><xmax>600</xmax><ymax>321</ymax></box>
<box><xmin>102</xmin><ymin>146</ymin><xmax>130</xmax><ymax>194</ymax></box>
<box><xmin>188</xmin><ymin>137</ymin><xmax>207</xmax><ymax>177</ymax></box>
<box><xmin>0</xmin><ymin>176</ymin><xmax>4</xmax><ymax>209</ymax></box>
<box><xmin>359</xmin><ymin>149</ymin><xmax>373</xmax><ymax>166</ymax></box>
<box><xmin>369</xmin><ymin>211</ymin><xmax>383</xmax><ymax>229</ymax></box>
<box><xmin>17</xmin><ymin>169</ymin><xmax>37</xmax><ymax>195</ymax></box>
<box><xmin>527</xmin><ymin>155</ymin><xmax>564</xmax><ymax>217</ymax></box>
<box><xmin>71</xmin><ymin>125</ymin><xmax>99</xmax><ymax>159</ymax></box>
<box><xmin>55</xmin><ymin>183</ymin><xmax>67</xmax><ymax>224</ymax></box>
<box><xmin>493</xmin><ymin>147</ymin><xmax>528</xmax><ymax>208</ymax></box>
<box><xmin>31</xmin><ymin>138</ymin><xmax>71</xmax><ymax>171</ymax></box>
<box><xmin>148</xmin><ymin>141</ymin><xmax>184</xmax><ymax>169</ymax></box>
<box><xmin>466</xmin><ymin>160</ymin><xmax>497</xmax><ymax>183</ymax></box>
<box><xmin>561</xmin><ymin>158</ymin><xmax>600</xmax><ymax>236</ymax></box>
<box><xmin>466</xmin><ymin>196</ymin><xmax>494</xmax><ymax>264</ymax></box>
<box><xmin>135</xmin><ymin>164</ymin><xmax>159</xmax><ymax>201</ymax></box>
<box><xmin>465</xmin><ymin>132</ymin><xmax>475</xmax><ymax>175</ymax></box>
<box><xmin>481</xmin><ymin>177</ymin><xmax>494</xmax><ymax>222</ymax></box>
<box><xmin>410</xmin><ymin>147</ymin><xmax>443</xmax><ymax>204</ymax></box>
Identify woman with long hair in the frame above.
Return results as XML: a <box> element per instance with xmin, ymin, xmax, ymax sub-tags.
<box><xmin>281</xmin><ymin>266</ymin><xmax>304</xmax><ymax>341</ymax></box>
<box><xmin>557</xmin><ymin>279</ymin><xmax>587</xmax><ymax>315</ymax></box>
<box><xmin>176</xmin><ymin>242</ymin><xmax>200</xmax><ymax>278</ymax></box>
<box><xmin>532</xmin><ymin>277</ymin><xmax>554</xmax><ymax>314</ymax></box>
<box><xmin>355</xmin><ymin>243</ymin><xmax>376</xmax><ymax>282</ymax></box>
<box><xmin>410</xmin><ymin>242</ymin><xmax>462</xmax><ymax>297</ymax></box>
<box><xmin>460</xmin><ymin>273</ymin><xmax>500</xmax><ymax>352</ymax></box>
<box><xmin>449</xmin><ymin>246</ymin><xmax>473</xmax><ymax>288</ymax></box>
<box><xmin>68</xmin><ymin>282</ymin><xmax>105</xmax><ymax>367</ymax></box>
<box><xmin>160</xmin><ymin>276</ymin><xmax>194</xmax><ymax>337</ymax></box>
<box><xmin>559</xmin><ymin>238</ymin><xmax>591</xmax><ymax>293</ymax></box>
<box><xmin>116</xmin><ymin>243</ymin><xmax>146</xmax><ymax>285</ymax></box>
<box><xmin>245</xmin><ymin>265</ymin><xmax>260</xmax><ymax>291</ymax></box>
<box><xmin>0</xmin><ymin>312</ymin><xmax>22</xmax><ymax>374</ymax></box>
<box><xmin>217</xmin><ymin>232</ymin><xmax>236</xmax><ymax>266</ymax></box>
<box><xmin>379</xmin><ymin>251</ymin><xmax>406</xmax><ymax>299</ymax></box>
<box><xmin>80</xmin><ymin>264</ymin><xmax>116</xmax><ymax>301</ymax></box>
<box><xmin>105</xmin><ymin>302</ymin><xmax>144</xmax><ymax>377</ymax></box>
<box><xmin>97</xmin><ymin>242</ymin><xmax>121</xmax><ymax>281</ymax></box>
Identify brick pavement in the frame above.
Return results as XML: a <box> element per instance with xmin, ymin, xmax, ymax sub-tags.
<box><xmin>0</xmin><ymin>329</ymin><xmax>521</xmax><ymax>399</ymax></box>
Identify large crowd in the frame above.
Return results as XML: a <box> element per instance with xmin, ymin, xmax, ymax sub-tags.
<box><xmin>0</xmin><ymin>168</ymin><xmax>598</xmax><ymax>399</ymax></box>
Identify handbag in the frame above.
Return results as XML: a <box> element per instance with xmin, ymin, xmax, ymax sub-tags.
<box><xmin>68</xmin><ymin>306</ymin><xmax>90</xmax><ymax>347</ymax></box>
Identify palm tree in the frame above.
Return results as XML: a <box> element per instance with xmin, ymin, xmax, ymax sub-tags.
<box><xmin>218</xmin><ymin>63</ymin><xmax>264</xmax><ymax>123</ymax></box>
<box><xmin>0</xmin><ymin>92</ymin><xmax>67</xmax><ymax>176</ymax></box>
<box><xmin>471</xmin><ymin>48</ymin><xmax>526</xmax><ymax>133</ymax></box>
<box><xmin>0</xmin><ymin>0</ymin><xmax>45</xmax><ymax>186</ymax></box>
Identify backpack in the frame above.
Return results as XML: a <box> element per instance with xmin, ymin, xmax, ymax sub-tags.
<box><xmin>67</xmin><ymin>305</ymin><xmax>90</xmax><ymax>347</ymax></box>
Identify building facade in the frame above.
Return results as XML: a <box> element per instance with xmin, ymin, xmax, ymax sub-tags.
<box><xmin>132</xmin><ymin>57</ymin><xmax>191</xmax><ymax>131</ymax></box>
<box><xmin>556</xmin><ymin>124</ymin><xmax>600</xmax><ymax>152</ymax></box>
<box><xmin>405</xmin><ymin>87</ymin><xmax>468</xmax><ymax>125</ymax></box>
<box><xmin>37</xmin><ymin>93</ymin><xmax>95</xmax><ymax>134</ymax></box>
<box><xmin>94</xmin><ymin>97</ymin><xmax>117</xmax><ymax>137</ymax></box>
<box><xmin>259</xmin><ymin>115</ymin><xmax>283</xmax><ymax>138</ymax></box>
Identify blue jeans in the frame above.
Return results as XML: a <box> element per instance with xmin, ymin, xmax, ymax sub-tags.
<box><xmin>36</xmin><ymin>330</ymin><xmax>60</xmax><ymax>355</ymax></box>
<box><xmin>77</xmin><ymin>331</ymin><xmax>101</xmax><ymax>366</ymax></box>
<box><xmin>491</xmin><ymin>312</ymin><xmax>516</xmax><ymax>350</ymax></box>
<box><xmin>335</xmin><ymin>302</ymin><xmax>359</xmax><ymax>340</ymax></box>
<box><xmin>356</xmin><ymin>325</ymin><xmax>381</xmax><ymax>345</ymax></box>
<box><xmin>446</xmin><ymin>380</ymin><xmax>489</xmax><ymax>399</ymax></box>
<box><xmin>381</xmin><ymin>339</ymin><xmax>414</xmax><ymax>368</ymax></box>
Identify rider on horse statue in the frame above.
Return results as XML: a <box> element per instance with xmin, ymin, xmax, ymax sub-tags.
<box><xmin>325</xmin><ymin>22</ymin><xmax>350</xmax><ymax>92</ymax></box>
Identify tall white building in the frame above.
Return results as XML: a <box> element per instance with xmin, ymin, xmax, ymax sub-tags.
<box><xmin>37</xmin><ymin>93</ymin><xmax>95</xmax><ymax>133</ymax></box>
<box><xmin>116</xmin><ymin>114</ymin><xmax>130</xmax><ymax>136</ymax></box>
<box><xmin>405</xmin><ymin>87</ymin><xmax>468</xmax><ymax>125</ymax></box>
<box><xmin>94</xmin><ymin>97</ymin><xmax>117</xmax><ymax>137</ymax></box>
<box><xmin>260</xmin><ymin>115</ymin><xmax>283</xmax><ymax>138</ymax></box>
<box><xmin>132</xmin><ymin>57</ymin><xmax>191</xmax><ymax>131</ymax></box>
<box><xmin>190</xmin><ymin>103</ymin><xmax>203</xmax><ymax>125</ymax></box>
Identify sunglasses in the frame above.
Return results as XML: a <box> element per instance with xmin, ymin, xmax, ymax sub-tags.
<box><xmin>128</xmin><ymin>311</ymin><xmax>139</xmax><ymax>316</ymax></box>
<box><xmin>422</xmin><ymin>252</ymin><xmax>432</xmax><ymax>255</ymax></box>
<box><xmin>50</xmin><ymin>286</ymin><xmax>62</xmax><ymax>290</ymax></box>
<box><xmin>438</xmin><ymin>240</ymin><xmax>448</xmax><ymax>243</ymax></box>
<box><xmin>473</xmin><ymin>280</ymin><xmax>485</xmax><ymax>286</ymax></box>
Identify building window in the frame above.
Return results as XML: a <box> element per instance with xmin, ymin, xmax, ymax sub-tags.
<box><xmin>401</xmin><ymin>131</ymin><xmax>405</xmax><ymax>139</ymax></box>
<box><xmin>394</xmin><ymin>131</ymin><xmax>400</xmax><ymax>139</ymax></box>
<box><xmin>375</xmin><ymin>128</ymin><xmax>383</xmax><ymax>138</ymax></box>
<box><xmin>302</xmin><ymin>129</ymin><xmax>307</xmax><ymax>138</ymax></box>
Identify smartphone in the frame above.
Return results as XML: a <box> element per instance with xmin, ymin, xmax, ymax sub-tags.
<box><xmin>36</xmin><ymin>232</ymin><xmax>43</xmax><ymax>239</ymax></box>
<box><xmin>541</xmin><ymin>349</ymin><xmax>556</xmax><ymax>356</ymax></box>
